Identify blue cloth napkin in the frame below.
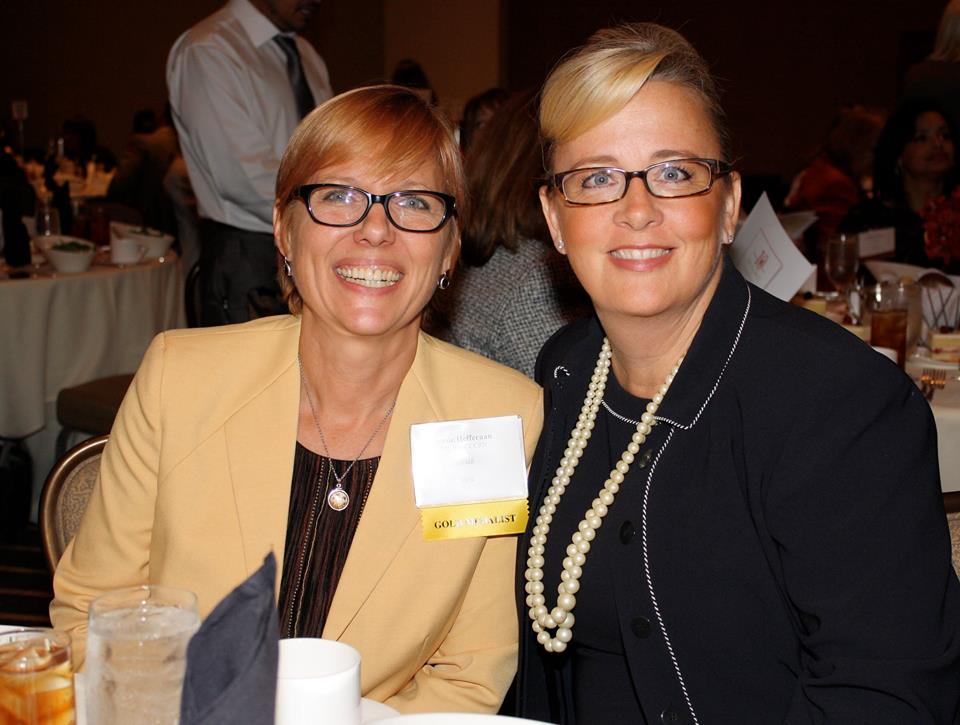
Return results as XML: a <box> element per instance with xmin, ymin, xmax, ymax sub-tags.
<box><xmin>180</xmin><ymin>553</ymin><xmax>279</xmax><ymax>725</ymax></box>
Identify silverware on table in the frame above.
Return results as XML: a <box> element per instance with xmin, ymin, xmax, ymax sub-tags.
<box><xmin>920</xmin><ymin>367</ymin><xmax>949</xmax><ymax>401</ymax></box>
<box><xmin>920</xmin><ymin>368</ymin><xmax>934</xmax><ymax>400</ymax></box>
<box><xmin>931</xmin><ymin>369</ymin><xmax>948</xmax><ymax>401</ymax></box>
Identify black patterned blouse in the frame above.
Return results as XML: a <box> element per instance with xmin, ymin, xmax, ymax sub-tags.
<box><xmin>277</xmin><ymin>442</ymin><xmax>378</xmax><ymax>638</ymax></box>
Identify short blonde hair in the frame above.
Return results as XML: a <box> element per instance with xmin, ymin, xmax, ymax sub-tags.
<box><xmin>275</xmin><ymin>85</ymin><xmax>465</xmax><ymax>314</ymax></box>
<box><xmin>539</xmin><ymin>23</ymin><xmax>731</xmax><ymax>172</ymax></box>
<box><xmin>932</xmin><ymin>0</ymin><xmax>960</xmax><ymax>62</ymax></box>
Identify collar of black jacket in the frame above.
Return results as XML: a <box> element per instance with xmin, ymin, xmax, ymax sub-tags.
<box><xmin>537</xmin><ymin>253</ymin><xmax>752</xmax><ymax>431</ymax></box>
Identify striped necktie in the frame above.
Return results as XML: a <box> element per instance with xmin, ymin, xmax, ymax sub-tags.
<box><xmin>274</xmin><ymin>34</ymin><xmax>316</xmax><ymax>120</ymax></box>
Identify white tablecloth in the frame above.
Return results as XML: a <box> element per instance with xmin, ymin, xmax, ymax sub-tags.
<box><xmin>931</xmin><ymin>381</ymin><xmax>960</xmax><ymax>494</ymax></box>
<box><xmin>0</xmin><ymin>257</ymin><xmax>184</xmax><ymax>515</ymax></box>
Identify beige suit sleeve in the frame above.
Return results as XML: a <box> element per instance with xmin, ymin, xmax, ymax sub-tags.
<box><xmin>50</xmin><ymin>333</ymin><xmax>167</xmax><ymax>667</ymax></box>
<box><xmin>384</xmin><ymin>386</ymin><xmax>544</xmax><ymax>713</ymax></box>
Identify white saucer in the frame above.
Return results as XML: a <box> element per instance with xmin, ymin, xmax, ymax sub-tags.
<box><xmin>362</xmin><ymin>698</ymin><xmax>400</xmax><ymax>721</ymax></box>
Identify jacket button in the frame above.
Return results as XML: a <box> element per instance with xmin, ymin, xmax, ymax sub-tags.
<box><xmin>631</xmin><ymin>616</ymin><xmax>651</xmax><ymax>639</ymax></box>
<box><xmin>661</xmin><ymin>706</ymin><xmax>686</xmax><ymax>723</ymax></box>
<box><xmin>619</xmin><ymin>521</ymin><xmax>635</xmax><ymax>544</ymax></box>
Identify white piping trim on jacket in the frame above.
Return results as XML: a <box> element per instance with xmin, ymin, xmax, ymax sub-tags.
<box><xmin>655</xmin><ymin>284</ymin><xmax>751</xmax><ymax>430</ymax></box>
<box><xmin>638</xmin><ymin>282</ymin><xmax>752</xmax><ymax>724</ymax></box>
<box><xmin>641</xmin><ymin>427</ymin><xmax>699</xmax><ymax>724</ymax></box>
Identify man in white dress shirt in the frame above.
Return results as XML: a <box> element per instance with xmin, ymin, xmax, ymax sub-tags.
<box><xmin>167</xmin><ymin>0</ymin><xmax>332</xmax><ymax>325</ymax></box>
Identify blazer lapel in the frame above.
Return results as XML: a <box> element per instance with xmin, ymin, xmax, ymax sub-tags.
<box><xmin>323</xmin><ymin>335</ymin><xmax>437</xmax><ymax>640</ymax></box>
<box><xmin>224</xmin><ymin>336</ymin><xmax>301</xmax><ymax>594</ymax></box>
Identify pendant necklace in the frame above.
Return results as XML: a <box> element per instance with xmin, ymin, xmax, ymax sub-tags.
<box><xmin>523</xmin><ymin>338</ymin><xmax>683</xmax><ymax>653</ymax></box>
<box><xmin>297</xmin><ymin>355</ymin><xmax>396</xmax><ymax>511</ymax></box>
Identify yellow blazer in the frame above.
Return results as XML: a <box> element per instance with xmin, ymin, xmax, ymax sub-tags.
<box><xmin>51</xmin><ymin>316</ymin><xmax>543</xmax><ymax>714</ymax></box>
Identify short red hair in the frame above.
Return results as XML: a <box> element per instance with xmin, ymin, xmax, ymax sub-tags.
<box><xmin>274</xmin><ymin>85</ymin><xmax>465</xmax><ymax>314</ymax></box>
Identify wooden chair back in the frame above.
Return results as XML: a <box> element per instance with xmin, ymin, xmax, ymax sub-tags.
<box><xmin>39</xmin><ymin>435</ymin><xmax>108</xmax><ymax>572</ymax></box>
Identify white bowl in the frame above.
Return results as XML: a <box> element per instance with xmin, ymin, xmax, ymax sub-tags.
<box><xmin>110</xmin><ymin>236</ymin><xmax>148</xmax><ymax>265</ymax></box>
<box><xmin>113</xmin><ymin>224</ymin><xmax>174</xmax><ymax>259</ymax></box>
<box><xmin>37</xmin><ymin>235</ymin><xmax>95</xmax><ymax>274</ymax></box>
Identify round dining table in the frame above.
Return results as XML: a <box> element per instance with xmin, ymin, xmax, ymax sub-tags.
<box><xmin>0</xmin><ymin>254</ymin><xmax>185</xmax><ymax>517</ymax></box>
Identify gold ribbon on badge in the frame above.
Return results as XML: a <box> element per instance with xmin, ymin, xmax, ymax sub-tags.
<box><xmin>421</xmin><ymin>498</ymin><xmax>528</xmax><ymax>541</ymax></box>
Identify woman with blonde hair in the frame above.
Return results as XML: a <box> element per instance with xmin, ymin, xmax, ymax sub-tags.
<box><xmin>904</xmin><ymin>0</ymin><xmax>960</xmax><ymax>133</ymax></box>
<box><xmin>515</xmin><ymin>22</ymin><xmax>960</xmax><ymax>722</ymax></box>
<box><xmin>52</xmin><ymin>85</ymin><xmax>542</xmax><ymax>713</ymax></box>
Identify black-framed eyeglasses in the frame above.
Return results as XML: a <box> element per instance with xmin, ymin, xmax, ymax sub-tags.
<box><xmin>294</xmin><ymin>183</ymin><xmax>456</xmax><ymax>233</ymax></box>
<box><xmin>550</xmin><ymin>158</ymin><xmax>733</xmax><ymax>205</ymax></box>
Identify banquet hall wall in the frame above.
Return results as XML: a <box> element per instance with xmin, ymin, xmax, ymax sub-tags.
<box><xmin>0</xmin><ymin>0</ymin><xmax>949</xmax><ymax>207</ymax></box>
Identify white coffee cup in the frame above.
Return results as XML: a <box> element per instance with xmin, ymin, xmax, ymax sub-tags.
<box><xmin>276</xmin><ymin>638</ymin><xmax>361</xmax><ymax>725</ymax></box>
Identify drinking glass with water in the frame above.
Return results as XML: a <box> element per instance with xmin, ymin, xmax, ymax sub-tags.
<box><xmin>86</xmin><ymin>585</ymin><xmax>200</xmax><ymax>725</ymax></box>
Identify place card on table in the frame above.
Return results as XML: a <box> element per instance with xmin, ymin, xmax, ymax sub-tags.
<box><xmin>410</xmin><ymin>415</ymin><xmax>528</xmax><ymax>540</ymax></box>
<box><xmin>858</xmin><ymin>227</ymin><xmax>895</xmax><ymax>258</ymax></box>
<box><xmin>730</xmin><ymin>193</ymin><xmax>817</xmax><ymax>301</ymax></box>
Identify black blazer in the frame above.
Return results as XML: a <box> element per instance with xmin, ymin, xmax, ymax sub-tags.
<box><xmin>515</xmin><ymin>257</ymin><xmax>960</xmax><ymax>723</ymax></box>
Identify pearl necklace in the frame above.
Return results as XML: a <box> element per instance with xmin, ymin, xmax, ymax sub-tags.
<box><xmin>524</xmin><ymin>338</ymin><xmax>682</xmax><ymax>653</ymax></box>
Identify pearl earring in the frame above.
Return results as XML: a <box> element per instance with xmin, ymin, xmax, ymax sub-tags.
<box><xmin>556</xmin><ymin>237</ymin><xmax>565</xmax><ymax>252</ymax></box>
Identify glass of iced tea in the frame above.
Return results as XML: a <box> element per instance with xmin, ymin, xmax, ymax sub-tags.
<box><xmin>867</xmin><ymin>282</ymin><xmax>910</xmax><ymax>367</ymax></box>
<box><xmin>0</xmin><ymin>628</ymin><xmax>75</xmax><ymax>725</ymax></box>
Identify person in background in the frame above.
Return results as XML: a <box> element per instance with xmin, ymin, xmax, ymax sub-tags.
<box><xmin>434</xmin><ymin>91</ymin><xmax>589</xmax><ymax>377</ymax></box>
<box><xmin>164</xmin><ymin>155</ymin><xmax>202</xmax><ymax>279</ymax></box>
<box><xmin>784</xmin><ymin>105</ymin><xmax>885</xmax><ymax>259</ymax></box>
<box><xmin>61</xmin><ymin>116</ymin><xmax>116</xmax><ymax>172</ymax></box>
<box><xmin>52</xmin><ymin>85</ymin><xmax>543</xmax><ymax>713</ymax></box>
<box><xmin>903</xmin><ymin>0</ymin><xmax>960</xmax><ymax>135</ymax></box>
<box><xmin>0</xmin><ymin>129</ymin><xmax>36</xmax><ymax>267</ymax></box>
<box><xmin>167</xmin><ymin>0</ymin><xmax>332</xmax><ymax>326</ymax></box>
<box><xmin>459</xmin><ymin>87</ymin><xmax>509</xmax><ymax>154</ymax></box>
<box><xmin>390</xmin><ymin>59</ymin><xmax>438</xmax><ymax>106</ymax></box>
<box><xmin>843</xmin><ymin>99</ymin><xmax>958</xmax><ymax>270</ymax></box>
<box><xmin>107</xmin><ymin>107</ymin><xmax>179</xmax><ymax>234</ymax></box>
<box><xmin>515</xmin><ymin>22</ymin><xmax>960</xmax><ymax>722</ymax></box>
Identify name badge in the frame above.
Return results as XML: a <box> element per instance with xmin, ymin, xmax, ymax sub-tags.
<box><xmin>410</xmin><ymin>415</ymin><xmax>528</xmax><ymax>541</ymax></box>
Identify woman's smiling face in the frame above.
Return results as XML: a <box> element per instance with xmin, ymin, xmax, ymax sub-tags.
<box><xmin>276</xmin><ymin>156</ymin><xmax>457</xmax><ymax>340</ymax></box>
<box><xmin>540</xmin><ymin>80</ymin><xmax>740</xmax><ymax>328</ymax></box>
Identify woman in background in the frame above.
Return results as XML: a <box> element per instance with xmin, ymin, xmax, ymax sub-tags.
<box><xmin>843</xmin><ymin>99</ymin><xmax>958</xmax><ymax>270</ymax></box>
<box><xmin>903</xmin><ymin>0</ymin><xmax>960</xmax><ymax>134</ymax></box>
<box><xmin>436</xmin><ymin>91</ymin><xmax>589</xmax><ymax>377</ymax></box>
<box><xmin>784</xmin><ymin>105</ymin><xmax>884</xmax><ymax>258</ymax></box>
<box><xmin>459</xmin><ymin>87</ymin><xmax>509</xmax><ymax>154</ymax></box>
<box><xmin>516</xmin><ymin>22</ymin><xmax>960</xmax><ymax>722</ymax></box>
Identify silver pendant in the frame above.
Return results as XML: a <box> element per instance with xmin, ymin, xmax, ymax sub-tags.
<box><xmin>327</xmin><ymin>485</ymin><xmax>350</xmax><ymax>511</ymax></box>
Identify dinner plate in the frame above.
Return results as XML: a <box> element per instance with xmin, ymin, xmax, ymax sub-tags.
<box><xmin>907</xmin><ymin>353</ymin><xmax>960</xmax><ymax>373</ymax></box>
<box><xmin>366</xmin><ymin>714</ymin><xmax>549</xmax><ymax>724</ymax></box>
<box><xmin>362</xmin><ymin>699</ymin><xmax>400</xmax><ymax>721</ymax></box>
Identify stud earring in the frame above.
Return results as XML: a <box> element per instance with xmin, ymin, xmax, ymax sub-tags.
<box><xmin>283</xmin><ymin>257</ymin><xmax>293</xmax><ymax>276</ymax></box>
<box><xmin>437</xmin><ymin>271</ymin><xmax>451</xmax><ymax>290</ymax></box>
<box><xmin>556</xmin><ymin>237</ymin><xmax>565</xmax><ymax>252</ymax></box>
